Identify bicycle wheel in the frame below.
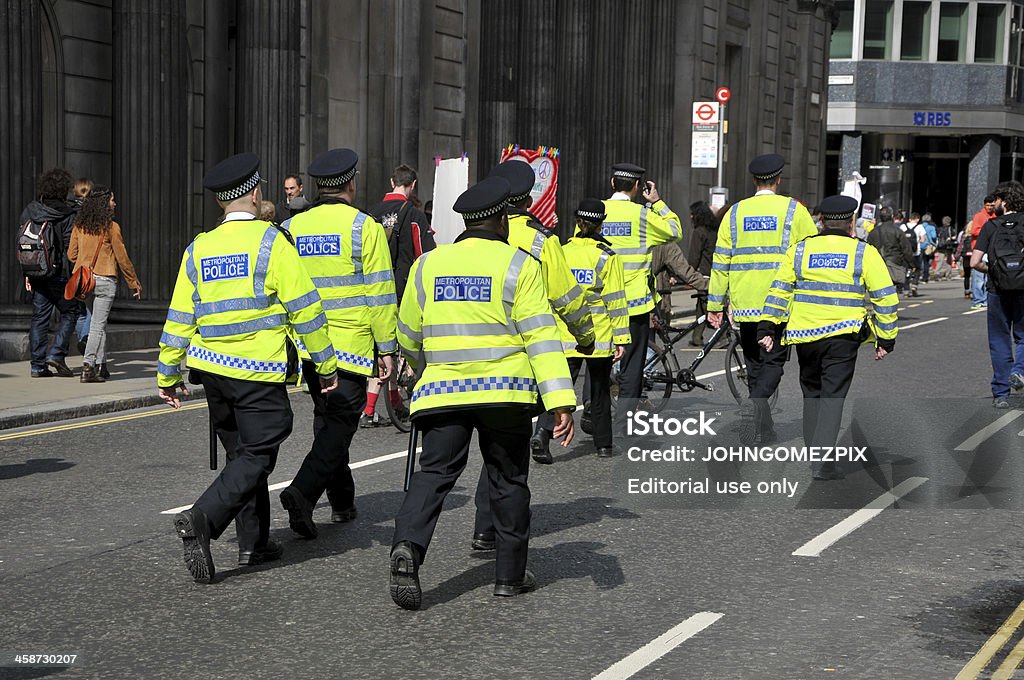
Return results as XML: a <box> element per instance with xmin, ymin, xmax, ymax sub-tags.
<box><xmin>611</xmin><ymin>345</ymin><xmax>674</xmax><ymax>414</ymax></box>
<box><xmin>385</xmin><ymin>360</ymin><xmax>414</xmax><ymax>433</ymax></box>
<box><xmin>724</xmin><ymin>333</ymin><xmax>780</xmax><ymax>408</ymax></box>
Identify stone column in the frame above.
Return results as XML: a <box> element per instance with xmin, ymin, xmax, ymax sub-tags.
<box><xmin>113</xmin><ymin>0</ymin><xmax>189</xmax><ymax>310</ymax></box>
<box><xmin>236</xmin><ymin>0</ymin><xmax>302</xmax><ymax>202</ymax></box>
<box><xmin>967</xmin><ymin>135</ymin><xmax>1002</xmax><ymax>216</ymax></box>
<box><xmin>838</xmin><ymin>133</ymin><xmax>862</xmax><ymax>193</ymax></box>
<box><xmin>0</xmin><ymin>0</ymin><xmax>42</xmax><ymax>317</ymax></box>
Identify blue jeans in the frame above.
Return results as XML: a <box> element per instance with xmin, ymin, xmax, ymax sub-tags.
<box><xmin>987</xmin><ymin>288</ymin><xmax>1024</xmax><ymax>398</ymax></box>
<box><xmin>972</xmin><ymin>269</ymin><xmax>988</xmax><ymax>306</ymax></box>
<box><xmin>76</xmin><ymin>305</ymin><xmax>92</xmax><ymax>341</ymax></box>
<box><xmin>29</xmin><ymin>276</ymin><xmax>80</xmax><ymax>371</ymax></box>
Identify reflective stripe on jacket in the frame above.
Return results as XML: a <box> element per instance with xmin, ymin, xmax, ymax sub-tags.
<box><xmin>600</xmin><ymin>198</ymin><xmax>682</xmax><ymax>315</ymax></box>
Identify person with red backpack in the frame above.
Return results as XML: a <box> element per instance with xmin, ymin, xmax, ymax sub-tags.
<box><xmin>17</xmin><ymin>168</ymin><xmax>81</xmax><ymax>378</ymax></box>
<box><xmin>971</xmin><ymin>181</ymin><xmax>1024</xmax><ymax>408</ymax></box>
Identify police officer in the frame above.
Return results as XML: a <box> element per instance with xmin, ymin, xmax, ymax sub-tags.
<box><xmin>389</xmin><ymin>176</ymin><xmax>576</xmax><ymax>610</ymax></box>
<box><xmin>757</xmin><ymin>195</ymin><xmax>898</xmax><ymax>480</ymax></box>
<box><xmin>706</xmin><ymin>153</ymin><xmax>818</xmax><ymax>443</ymax></box>
<box><xmin>278</xmin><ymin>148</ymin><xmax>397</xmax><ymax>537</ymax></box>
<box><xmin>533</xmin><ymin>198</ymin><xmax>630</xmax><ymax>460</ymax></box>
<box><xmin>159</xmin><ymin>153</ymin><xmax>339</xmax><ymax>582</ymax></box>
<box><xmin>601</xmin><ymin>163</ymin><xmax>683</xmax><ymax>428</ymax></box>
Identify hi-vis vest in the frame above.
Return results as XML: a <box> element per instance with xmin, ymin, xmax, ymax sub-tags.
<box><xmin>601</xmin><ymin>197</ymin><xmax>683</xmax><ymax>315</ymax></box>
<box><xmin>557</xmin><ymin>236</ymin><xmax>630</xmax><ymax>358</ymax></box>
<box><xmin>760</xmin><ymin>233</ymin><xmax>899</xmax><ymax>345</ymax></box>
<box><xmin>396</xmin><ymin>232</ymin><xmax>575</xmax><ymax>416</ymax></box>
<box><xmin>708</xmin><ymin>193</ymin><xmax>818</xmax><ymax>321</ymax></box>
<box><xmin>285</xmin><ymin>200</ymin><xmax>398</xmax><ymax>377</ymax></box>
<box><xmin>157</xmin><ymin>217</ymin><xmax>337</xmax><ymax>387</ymax></box>
<box><xmin>506</xmin><ymin>209</ymin><xmax>595</xmax><ymax>346</ymax></box>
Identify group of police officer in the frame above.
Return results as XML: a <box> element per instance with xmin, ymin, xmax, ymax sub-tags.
<box><xmin>156</xmin><ymin>146</ymin><xmax>898</xmax><ymax>606</ymax></box>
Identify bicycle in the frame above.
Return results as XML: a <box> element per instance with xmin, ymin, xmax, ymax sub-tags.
<box><xmin>609</xmin><ymin>289</ymin><xmax>780</xmax><ymax>413</ymax></box>
<box><xmin>385</xmin><ymin>354</ymin><xmax>415</xmax><ymax>433</ymax></box>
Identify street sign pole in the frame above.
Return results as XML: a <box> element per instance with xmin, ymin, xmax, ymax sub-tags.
<box><xmin>717</xmin><ymin>102</ymin><xmax>725</xmax><ymax>188</ymax></box>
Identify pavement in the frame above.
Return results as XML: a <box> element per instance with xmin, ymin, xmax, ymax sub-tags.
<box><xmin>4</xmin><ymin>276</ymin><xmax>1024</xmax><ymax>679</ymax></box>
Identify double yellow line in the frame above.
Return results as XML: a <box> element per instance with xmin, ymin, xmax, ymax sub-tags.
<box><xmin>958</xmin><ymin>600</ymin><xmax>1024</xmax><ymax>679</ymax></box>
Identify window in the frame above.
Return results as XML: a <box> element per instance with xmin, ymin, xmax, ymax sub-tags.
<box><xmin>831</xmin><ymin>0</ymin><xmax>855</xmax><ymax>59</ymax></box>
<box><xmin>863</xmin><ymin>1</ymin><xmax>894</xmax><ymax>59</ymax></box>
<box><xmin>974</xmin><ymin>3</ymin><xmax>1006</xmax><ymax>63</ymax></box>
<box><xmin>937</xmin><ymin>2</ymin><xmax>968</xmax><ymax>62</ymax></box>
<box><xmin>901</xmin><ymin>1</ymin><xmax>932</xmax><ymax>60</ymax></box>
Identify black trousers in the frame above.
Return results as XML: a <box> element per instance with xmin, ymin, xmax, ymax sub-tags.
<box><xmin>613</xmin><ymin>312</ymin><xmax>651</xmax><ymax>430</ymax></box>
<box><xmin>193</xmin><ymin>372</ymin><xmax>293</xmax><ymax>542</ymax></box>
<box><xmin>738</xmin><ymin>321</ymin><xmax>788</xmax><ymax>434</ymax></box>
<box><xmin>536</xmin><ymin>356</ymin><xmax>613</xmax><ymax>447</ymax></box>
<box><xmin>393</xmin><ymin>407</ymin><xmax>532</xmax><ymax>583</ymax></box>
<box><xmin>795</xmin><ymin>334</ymin><xmax>860</xmax><ymax>474</ymax></box>
<box><xmin>291</xmin><ymin>361</ymin><xmax>367</xmax><ymax>510</ymax></box>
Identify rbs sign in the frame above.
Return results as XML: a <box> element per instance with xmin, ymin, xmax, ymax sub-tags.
<box><xmin>434</xmin><ymin>276</ymin><xmax>492</xmax><ymax>302</ymax></box>
<box><xmin>913</xmin><ymin>111</ymin><xmax>952</xmax><ymax>127</ymax></box>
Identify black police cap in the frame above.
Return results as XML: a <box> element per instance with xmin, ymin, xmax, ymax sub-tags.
<box><xmin>749</xmin><ymin>153</ymin><xmax>785</xmax><ymax>180</ymax></box>
<box><xmin>819</xmin><ymin>195</ymin><xmax>859</xmax><ymax>221</ymax></box>
<box><xmin>203</xmin><ymin>152</ymin><xmax>262</xmax><ymax>201</ymax></box>
<box><xmin>309</xmin><ymin>148</ymin><xmax>359</xmax><ymax>187</ymax></box>
<box><xmin>489</xmin><ymin>161</ymin><xmax>535</xmax><ymax>203</ymax></box>
<box><xmin>611</xmin><ymin>163</ymin><xmax>646</xmax><ymax>181</ymax></box>
<box><xmin>575</xmin><ymin>198</ymin><xmax>606</xmax><ymax>222</ymax></box>
<box><xmin>453</xmin><ymin>176</ymin><xmax>511</xmax><ymax>222</ymax></box>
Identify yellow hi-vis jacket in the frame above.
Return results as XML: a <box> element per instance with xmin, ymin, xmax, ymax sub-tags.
<box><xmin>708</xmin><ymin>193</ymin><xmax>818</xmax><ymax>321</ymax></box>
<box><xmin>396</xmin><ymin>230</ymin><xmax>576</xmax><ymax>416</ymax></box>
<box><xmin>600</xmin><ymin>196</ymin><xmax>683</xmax><ymax>316</ymax></box>
<box><xmin>157</xmin><ymin>216</ymin><xmax>338</xmax><ymax>387</ymax></box>
<box><xmin>760</xmin><ymin>233</ymin><xmax>899</xmax><ymax>346</ymax></box>
<box><xmin>506</xmin><ymin>208</ymin><xmax>595</xmax><ymax>346</ymax></box>
<box><xmin>557</xmin><ymin>235</ymin><xmax>630</xmax><ymax>358</ymax></box>
<box><xmin>284</xmin><ymin>199</ymin><xmax>398</xmax><ymax>377</ymax></box>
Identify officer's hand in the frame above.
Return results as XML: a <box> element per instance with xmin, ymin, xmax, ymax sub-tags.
<box><xmin>378</xmin><ymin>354</ymin><xmax>395</xmax><ymax>381</ymax></box>
<box><xmin>576</xmin><ymin>342</ymin><xmax>595</xmax><ymax>356</ymax></box>
<box><xmin>707</xmin><ymin>311</ymin><xmax>723</xmax><ymax>329</ymax></box>
<box><xmin>158</xmin><ymin>383</ymin><xmax>190</xmax><ymax>409</ymax></box>
<box><xmin>613</xmin><ymin>345</ymin><xmax>626</xmax><ymax>363</ymax></box>
<box><xmin>319</xmin><ymin>371</ymin><xmax>339</xmax><ymax>394</ymax></box>
<box><xmin>643</xmin><ymin>181</ymin><xmax>660</xmax><ymax>203</ymax></box>
<box><xmin>24</xmin><ymin>277</ymin><xmax>31</xmax><ymax>293</ymax></box>
<box><xmin>758</xmin><ymin>336</ymin><xmax>774</xmax><ymax>353</ymax></box>
<box><xmin>552</xmin><ymin>408</ymin><xmax>576</xmax><ymax>447</ymax></box>
<box><xmin>875</xmin><ymin>347</ymin><xmax>888</xmax><ymax>360</ymax></box>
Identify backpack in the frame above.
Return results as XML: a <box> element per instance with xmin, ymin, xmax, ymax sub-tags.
<box><xmin>16</xmin><ymin>218</ymin><xmax>60</xmax><ymax>279</ymax></box>
<box><xmin>987</xmin><ymin>216</ymin><xmax>1024</xmax><ymax>291</ymax></box>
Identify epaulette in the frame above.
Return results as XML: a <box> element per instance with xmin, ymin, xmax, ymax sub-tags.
<box><xmin>516</xmin><ymin>245</ymin><xmax>541</xmax><ymax>263</ymax></box>
<box><xmin>274</xmin><ymin>224</ymin><xmax>296</xmax><ymax>246</ymax></box>
<box><xmin>595</xmin><ymin>241</ymin><xmax>616</xmax><ymax>255</ymax></box>
<box><xmin>525</xmin><ymin>216</ymin><xmax>549</xmax><ymax>235</ymax></box>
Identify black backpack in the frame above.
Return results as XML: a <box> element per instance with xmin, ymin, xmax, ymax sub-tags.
<box><xmin>987</xmin><ymin>215</ymin><xmax>1024</xmax><ymax>291</ymax></box>
<box><xmin>16</xmin><ymin>218</ymin><xmax>61</xmax><ymax>279</ymax></box>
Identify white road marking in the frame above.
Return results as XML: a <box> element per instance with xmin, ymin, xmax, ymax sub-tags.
<box><xmin>900</xmin><ymin>317</ymin><xmax>948</xmax><ymax>330</ymax></box>
<box><xmin>792</xmin><ymin>477</ymin><xmax>929</xmax><ymax>557</ymax></box>
<box><xmin>963</xmin><ymin>309</ymin><xmax>986</xmax><ymax>315</ymax></box>
<box><xmin>954</xmin><ymin>411</ymin><xmax>1024</xmax><ymax>451</ymax></box>
<box><xmin>592</xmin><ymin>612</ymin><xmax>724</xmax><ymax>680</ymax></box>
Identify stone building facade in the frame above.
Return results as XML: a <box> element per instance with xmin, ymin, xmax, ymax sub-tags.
<box><xmin>0</xmin><ymin>0</ymin><xmax>834</xmax><ymax>340</ymax></box>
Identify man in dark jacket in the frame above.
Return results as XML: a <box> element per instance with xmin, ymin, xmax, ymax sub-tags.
<box><xmin>369</xmin><ymin>164</ymin><xmax>436</xmax><ymax>302</ymax></box>
<box><xmin>20</xmin><ymin>168</ymin><xmax>81</xmax><ymax>377</ymax></box>
<box><xmin>866</xmin><ymin>206</ymin><xmax>916</xmax><ymax>295</ymax></box>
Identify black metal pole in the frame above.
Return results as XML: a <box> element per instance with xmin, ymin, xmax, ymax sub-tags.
<box><xmin>404</xmin><ymin>422</ymin><xmax>418</xmax><ymax>492</ymax></box>
<box><xmin>209</xmin><ymin>414</ymin><xmax>218</xmax><ymax>471</ymax></box>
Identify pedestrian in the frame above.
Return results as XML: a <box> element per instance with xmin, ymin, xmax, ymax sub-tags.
<box><xmin>970</xmin><ymin>195</ymin><xmax>998</xmax><ymax>309</ymax></box>
<box><xmin>706</xmin><ymin>153</ymin><xmax>819</xmax><ymax>443</ymax></box>
<box><xmin>601</xmin><ymin>163</ymin><xmax>683</xmax><ymax>431</ymax></box>
<box><xmin>275</xmin><ymin>174</ymin><xmax>310</xmax><ymax>223</ymax></box>
<box><xmin>651</xmin><ymin>242</ymin><xmax>706</xmax><ymax>322</ymax></box>
<box><xmin>896</xmin><ymin>211</ymin><xmax>920</xmax><ymax>297</ymax></box>
<box><xmin>969</xmin><ymin>181</ymin><xmax>1024</xmax><ymax>408</ymax></box>
<box><xmin>159</xmin><ymin>152</ymin><xmax>339</xmax><ymax>582</ymax></box>
<box><xmin>361</xmin><ymin>163</ymin><xmax>436</xmax><ymax>428</ymax></box>
<box><xmin>278</xmin><ymin>148</ymin><xmax>397</xmax><ymax>536</ymax></box>
<box><xmin>919</xmin><ymin>213</ymin><xmax>938</xmax><ymax>283</ymax></box>
<box><xmin>955</xmin><ymin>222</ymin><xmax>973</xmax><ymax>298</ymax></box>
<box><xmin>259</xmin><ymin>199</ymin><xmax>276</xmax><ymax>222</ymax></box>
<box><xmin>688</xmin><ymin>201</ymin><xmax>718</xmax><ymax>346</ymax></box>
<box><xmin>759</xmin><ymin>195</ymin><xmax>897</xmax><ymax>479</ymax></box>
<box><xmin>71</xmin><ymin>178</ymin><xmax>93</xmax><ymax>354</ymax></box>
<box><xmin>67</xmin><ymin>186</ymin><xmax>142</xmax><ymax>382</ymax></box>
<box><xmin>19</xmin><ymin>168</ymin><xmax>80</xmax><ymax>378</ymax></box>
<box><xmin>866</xmin><ymin>206</ymin><xmax>915</xmax><ymax>295</ymax></box>
<box><xmin>389</xmin><ymin>176</ymin><xmax>576</xmax><ymax>610</ymax></box>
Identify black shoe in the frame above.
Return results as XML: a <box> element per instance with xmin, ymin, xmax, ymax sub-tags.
<box><xmin>1011</xmin><ymin>373</ymin><xmax>1024</xmax><ymax>392</ymax></box>
<box><xmin>280</xmin><ymin>486</ymin><xmax>317</xmax><ymax>539</ymax></box>
<box><xmin>753</xmin><ymin>430</ymin><xmax>778</xmax><ymax>445</ymax></box>
<box><xmin>99</xmin><ymin>362</ymin><xmax>110</xmax><ymax>380</ymax></box>
<box><xmin>530</xmin><ymin>430</ymin><xmax>553</xmax><ymax>465</ymax></box>
<box><xmin>31</xmin><ymin>368</ymin><xmax>54</xmax><ymax>378</ymax></box>
<box><xmin>331</xmin><ymin>506</ymin><xmax>358</xmax><ymax>523</ymax></box>
<box><xmin>494</xmin><ymin>569</ymin><xmax>537</xmax><ymax>597</ymax></box>
<box><xmin>238</xmin><ymin>539</ymin><xmax>283</xmax><ymax>567</ymax></box>
<box><xmin>47</xmin><ymin>358</ymin><xmax>74</xmax><ymax>377</ymax></box>
<box><xmin>173</xmin><ymin>507</ymin><xmax>215</xmax><ymax>583</ymax></box>
<box><xmin>359</xmin><ymin>412</ymin><xmax>377</xmax><ymax>428</ymax></box>
<box><xmin>471</xmin><ymin>532</ymin><xmax>496</xmax><ymax>551</ymax></box>
<box><xmin>77</xmin><ymin>337</ymin><xmax>88</xmax><ymax>355</ymax></box>
<box><xmin>596</xmin><ymin>446</ymin><xmax>616</xmax><ymax>457</ymax></box>
<box><xmin>580</xmin><ymin>403</ymin><xmax>593</xmax><ymax>435</ymax></box>
<box><xmin>389</xmin><ymin>542</ymin><xmax>422</xmax><ymax>610</ymax></box>
<box><xmin>80</xmin><ymin>363</ymin><xmax>106</xmax><ymax>383</ymax></box>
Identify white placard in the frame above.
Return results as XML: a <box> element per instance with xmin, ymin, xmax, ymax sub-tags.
<box><xmin>431</xmin><ymin>156</ymin><xmax>470</xmax><ymax>245</ymax></box>
<box><xmin>691</xmin><ymin>130</ymin><xmax>718</xmax><ymax>169</ymax></box>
